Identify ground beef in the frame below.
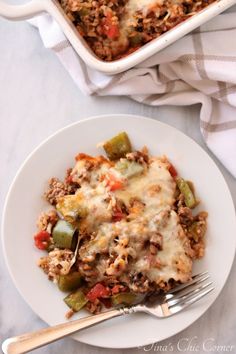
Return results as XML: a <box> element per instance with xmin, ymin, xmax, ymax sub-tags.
<box><xmin>37</xmin><ymin>210</ymin><xmax>58</xmax><ymax>233</ymax></box>
<box><xmin>126</xmin><ymin>148</ymin><xmax>149</xmax><ymax>164</ymax></box>
<box><xmin>44</xmin><ymin>177</ymin><xmax>71</xmax><ymax>205</ymax></box>
<box><xmin>175</xmin><ymin>193</ymin><xmax>207</xmax><ymax>259</ymax></box>
<box><xmin>85</xmin><ymin>299</ymin><xmax>102</xmax><ymax>314</ymax></box>
<box><xmin>178</xmin><ymin>205</ymin><xmax>194</xmax><ymax>225</ymax></box>
<box><xmin>129</xmin><ymin>273</ymin><xmax>154</xmax><ymax>292</ymax></box>
<box><xmin>187</xmin><ymin>211</ymin><xmax>208</xmax><ymax>259</ymax></box>
<box><xmin>64</xmin><ymin>168</ymin><xmax>80</xmax><ymax>194</ymax></box>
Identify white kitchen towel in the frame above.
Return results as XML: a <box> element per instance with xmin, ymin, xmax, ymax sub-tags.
<box><xmin>30</xmin><ymin>12</ymin><xmax>236</xmax><ymax>177</ymax></box>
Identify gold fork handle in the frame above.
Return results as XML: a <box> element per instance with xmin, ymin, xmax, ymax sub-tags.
<box><xmin>2</xmin><ymin>309</ymin><xmax>123</xmax><ymax>354</ymax></box>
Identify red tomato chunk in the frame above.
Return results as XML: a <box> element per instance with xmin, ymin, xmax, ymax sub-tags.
<box><xmin>86</xmin><ymin>283</ymin><xmax>111</xmax><ymax>302</ymax></box>
<box><xmin>106</xmin><ymin>173</ymin><xmax>124</xmax><ymax>191</ymax></box>
<box><xmin>34</xmin><ymin>231</ymin><xmax>50</xmax><ymax>250</ymax></box>
<box><xmin>102</xmin><ymin>13</ymin><xmax>120</xmax><ymax>40</ymax></box>
<box><xmin>169</xmin><ymin>163</ymin><xmax>178</xmax><ymax>178</ymax></box>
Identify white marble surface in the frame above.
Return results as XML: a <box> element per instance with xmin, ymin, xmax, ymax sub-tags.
<box><xmin>0</xmin><ymin>4</ymin><xmax>236</xmax><ymax>354</ymax></box>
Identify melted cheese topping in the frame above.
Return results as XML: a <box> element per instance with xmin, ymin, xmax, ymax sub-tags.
<box><xmin>121</xmin><ymin>0</ymin><xmax>165</xmax><ymax>32</ymax></box>
<box><xmin>80</xmin><ymin>208</ymin><xmax>192</xmax><ymax>285</ymax></box>
<box><xmin>115</xmin><ymin>158</ymin><xmax>175</xmax><ymax>213</ymax></box>
<box><xmin>126</xmin><ymin>0</ymin><xmax>163</xmax><ymax>14</ymax></box>
<box><xmin>58</xmin><ymin>153</ymin><xmax>192</xmax><ymax>289</ymax></box>
<box><xmin>143</xmin><ymin>210</ymin><xmax>192</xmax><ymax>283</ymax></box>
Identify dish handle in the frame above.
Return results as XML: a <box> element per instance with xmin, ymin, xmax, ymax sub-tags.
<box><xmin>0</xmin><ymin>0</ymin><xmax>45</xmax><ymax>20</ymax></box>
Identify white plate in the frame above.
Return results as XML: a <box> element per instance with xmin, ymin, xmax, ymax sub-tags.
<box><xmin>2</xmin><ymin>114</ymin><xmax>236</xmax><ymax>349</ymax></box>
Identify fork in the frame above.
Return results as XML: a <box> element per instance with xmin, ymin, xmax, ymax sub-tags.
<box><xmin>2</xmin><ymin>271</ymin><xmax>213</xmax><ymax>354</ymax></box>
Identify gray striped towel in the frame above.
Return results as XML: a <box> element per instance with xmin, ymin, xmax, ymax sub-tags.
<box><xmin>30</xmin><ymin>11</ymin><xmax>236</xmax><ymax>177</ymax></box>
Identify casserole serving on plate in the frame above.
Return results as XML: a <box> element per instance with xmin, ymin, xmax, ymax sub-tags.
<box><xmin>33</xmin><ymin>131</ymin><xmax>208</xmax><ymax>318</ymax></box>
<box><xmin>0</xmin><ymin>0</ymin><xmax>235</xmax><ymax>73</ymax></box>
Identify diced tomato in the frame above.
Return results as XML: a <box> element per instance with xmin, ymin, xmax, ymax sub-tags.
<box><xmin>86</xmin><ymin>283</ymin><xmax>111</xmax><ymax>302</ymax></box>
<box><xmin>110</xmin><ymin>179</ymin><xmax>123</xmax><ymax>191</ymax></box>
<box><xmin>34</xmin><ymin>231</ymin><xmax>50</xmax><ymax>250</ymax></box>
<box><xmin>168</xmin><ymin>163</ymin><xmax>178</xmax><ymax>178</ymax></box>
<box><xmin>102</xmin><ymin>13</ymin><xmax>120</xmax><ymax>40</ymax></box>
<box><xmin>106</xmin><ymin>24</ymin><xmax>119</xmax><ymax>39</ymax></box>
<box><xmin>112</xmin><ymin>210</ymin><xmax>124</xmax><ymax>222</ymax></box>
<box><xmin>106</xmin><ymin>173</ymin><xmax>124</xmax><ymax>191</ymax></box>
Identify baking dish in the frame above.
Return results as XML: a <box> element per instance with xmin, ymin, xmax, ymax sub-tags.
<box><xmin>0</xmin><ymin>0</ymin><xmax>235</xmax><ymax>74</ymax></box>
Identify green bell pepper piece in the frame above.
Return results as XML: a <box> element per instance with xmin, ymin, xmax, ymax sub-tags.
<box><xmin>52</xmin><ymin>220</ymin><xmax>76</xmax><ymax>249</ymax></box>
<box><xmin>56</xmin><ymin>194</ymin><xmax>87</xmax><ymax>223</ymax></box>
<box><xmin>112</xmin><ymin>292</ymin><xmax>137</xmax><ymax>306</ymax></box>
<box><xmin>188</xmin><ymin>221</ymin><xmax>207</xmax><ymax>242</ymax></box>
<box><xmin>58</xmin><ymin>272</ymin><xmax>82</xmax><ymax>292</ymax></box>
<box><xmin>129</xmin><ymin>33</ymin><xmax>142</xmax><ymax>46</ymax></box>
<box><xmin>176</xmin><ymin>178</ymin><xmax>197</xmax><ymax>209</ymax></box>
<box><xmin>115</xmin><ymin>159</ymin><xmax>144</xmax><ymax>178</ymax></box>
<box><xmin>103</xmin><ymin>132</ymin><xmax>132</xmax><ymax>161</ymax></box>
<box><xmin>64</xmin><ymin>289</ymin><xmax>88</xmax><ymax>312</ymax></box>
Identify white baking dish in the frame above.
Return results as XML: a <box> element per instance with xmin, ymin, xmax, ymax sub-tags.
<box><xmin>0</xmin><ymin>0</ymin><xmax>235</xmax><ymax>74</ymax></box>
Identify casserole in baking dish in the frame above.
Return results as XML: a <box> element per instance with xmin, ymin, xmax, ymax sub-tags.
<box><xmin>58</xmin><ymin>0</ymin><xmax>217</xmax><ymax>61</ymax></box>
<box><xmin>0</xmin><ymin>0</ymin><xmax>235</xmax><ymax>73</ymax></box>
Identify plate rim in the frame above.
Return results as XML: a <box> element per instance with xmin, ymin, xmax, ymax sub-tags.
<box><xmin>2</xmin><ymin>114</ymin><xmax>236</xmax><ymax>349</ymax></box>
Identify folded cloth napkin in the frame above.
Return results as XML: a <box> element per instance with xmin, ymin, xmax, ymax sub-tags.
<box><xmin>29</xmin><ymin>12</ymin><xmax>236</xmax><ymax>177</ymax></box>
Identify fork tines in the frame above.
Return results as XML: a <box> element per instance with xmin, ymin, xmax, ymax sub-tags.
<box><xmin>165</xmin><ymin>271</ymin><xmax>214</xmax><ymax>315</ymax></box>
